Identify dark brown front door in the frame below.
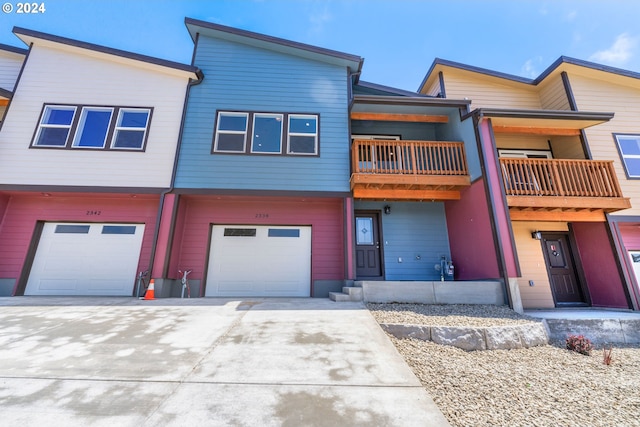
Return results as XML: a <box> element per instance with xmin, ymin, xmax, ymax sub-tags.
<box><xmin>541</xmin><ymin>233</ymin><xmax>585</xmax><ymax>305</ymax></box>
<box><xmin>355</xmin><ymin>212</ymin><xmax>383</xmax><ymax>278</ymax></box>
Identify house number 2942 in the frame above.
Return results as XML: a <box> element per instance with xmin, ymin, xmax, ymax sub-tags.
<box><xmin>255</xmin><ymin>213</ymin><xmax>269</xmax><ymax>218</ymax></box>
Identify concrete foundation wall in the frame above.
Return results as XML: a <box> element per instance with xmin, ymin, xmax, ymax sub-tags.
<box><xmin>361</xmin><ymin>280</ymin><xmax>504</xmax><ymax>305</ymax></box>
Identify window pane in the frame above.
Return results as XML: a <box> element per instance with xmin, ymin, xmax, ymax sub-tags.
<box><xmin>42</xmin><ymin>107</ymin><xmax>75</xmax><ymax>125</ymax></box>
<box><xmin>289</xmin><ymin>116</ymin><xmax>317</xmax><ymax>134</ymax></box>
<box><xmin>119</xmin><ymin>111</ymin><xmax>148</xmax><ymax>128</ymax></box>
<box><xmin>623</xmin><ymin>157</ymin><xmax>640</xmax><ymax>177</ymax></box>
<box><xmin>74</xmin><ymin>109</ymin><xmax>112</xmax><ymax>148</ymax></box>
<box><xmin>268</xmin><ymin>229</ymin><xmax>300</xmax><ymax>237</ymax></box>
<box><xmin>216</xmin><ymin>133</ymin><xmax>246</xmax><ymax>152</ymax></box>
<box><xmin>289</xmin><ymin>135</ymin><xmax>316</xmax><ymax>154</ymax></box>
<box><xmin>356</xmin><ymin>218</ymin><xmax>374</xmax><ymax>245</ymax></box>
<box><xmin>224</xmin><ymin>228</ymin><xmax>257</xmax><ymax>237</ymax></box>
<box><xmin>218</xmin><ymin>114</ymin><xmax>247</xmax><ymax>131</ymax></box>
<box><xmin>55</xmin><ymin>225</ymin><xmax>90</xmax><ymax>234</ymax></box>
<box><xmin>102</xmin><ymin>225</ymin><xmax>136</xmax><ymax>234</ymax></box>
<box><xmin>36</xmin><ymin>127</ymin><xmax>70</xmax><ymax>146</ymax></box>
<box><xmin>252</xmin><ymin>115</ymin><xmax>282</xmax><ymax>153</ymax></box>
<box><xmin>113</xmin><ymin>130</ymin><xmax>145</xmax><ymax>149</ymax></box>
<box><xmin>618</xmin><ymin>136</ymin><xmax>640</xmax><ymax>156</ymax></box>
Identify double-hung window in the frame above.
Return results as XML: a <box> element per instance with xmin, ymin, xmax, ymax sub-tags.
<box><xmin>33</xmin><ymin>105</ymin><xmax>77</xmax><ymax>147</ymax></box>
<box><xmin>288</xmin><ymin>114</ymin><xmax>318</xmax><ymax>155</ymax></box>
<box><xmin>112</xmin><ymin>108</ymin><xmax>150</xmax><ymax>149</ymax></box>
<box><xmin>614</xmin><ymin>134</ymin><xmax>640</xmax><ymax>178</ymax></box>
<box><xmin>214</xmin><ymin>112</ymin><xmax>248</xmax><ymax>153</ymax></box>
<box><xmin>213</xmin><ymin>110</ymin><xmax>319</xmax><ymax>156</ymax></box>
<box><xmin>31</xmin><ymin>104</ymin><xmax>152</xmax><ymax>151</ymax></box>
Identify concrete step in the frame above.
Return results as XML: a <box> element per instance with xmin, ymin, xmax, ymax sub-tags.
<box><xmin>343</xmin><ymin>286</ymin><xmax>363</xmax><ymax>299</ymax></box>
<box><xmin>329</xmin><ymin>287</ymin><xmax>363</xmax><ymax>302</ymax></box>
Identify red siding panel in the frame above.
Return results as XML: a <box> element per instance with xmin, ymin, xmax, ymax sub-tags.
<box><xmin>572</xmin><ymin>222</ymin><xmax>629</xmax><ymax>308</ymax></box>
<box><xmin>0</xmin><ymin>194</ymin><xmax>159</xmax><ymax>292</ymax></box>
<box><xmin>445</xmin><ymin>179</ymin><xmax>500</xmax><ymax>279</ymax></box>
<box><xmin>169</xmin><ymin>196</ymin><xmax>344</xmax><ymax>284</ymax></box>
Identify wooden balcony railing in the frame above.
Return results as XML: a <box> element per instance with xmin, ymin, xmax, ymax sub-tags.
<box><xmin>350</xmin><ymin>140</ymin><xmax>470</xmax><ymax>200</ymax></box>
<box><xmin>352</xmin><ymin>140</ymin><xmax>469</xmax><ymax>176</ymax></box>
<box><xmin>499</xmin><ymin>158</ymin><xmax>624</xmax><ymax>198</ymax></box>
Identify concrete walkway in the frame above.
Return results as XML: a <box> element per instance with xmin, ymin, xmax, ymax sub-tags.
<box><xmin>0</xmin><ymin>297</ymin><xmax>449</xmax><ymax>426</ymax></box>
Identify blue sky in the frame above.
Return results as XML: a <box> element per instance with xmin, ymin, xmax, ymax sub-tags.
<box><xmin>1</xmin><ymin>0</ymin><xmax>639</xmax><ymax>91</ymax></box>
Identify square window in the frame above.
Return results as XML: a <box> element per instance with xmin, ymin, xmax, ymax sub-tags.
<box><xmin>288</xmin><ymin>115</ymin><xmax>318</xmax><ymax>155</ymax></box>
<box><xmin>214</xmin><ymin>112</ymin><xmax>248</xmax><ymax>152</ymax></box>
<box><xmin>111</xmin><ymin>109</ymin><xmax>150</xmax><ymax>150</ymax></box>
<box><xmin>72</xmin><ymin>107</ymin><xmax>113</xmax><ymax>148</ymax></box>
<box><xmin>614</xmin><ymin>134</ymin><xmax>640</xmax><ymax>178</ymax></box>
<box><xmin>33</xmin><ymin>105</ymin><xmax>77</xmax><ymax>147</ymax></box>
<box><xmin>251</xmin><ymin>113</ymin><xmax>283</xmax><ymax>153</ymax></box>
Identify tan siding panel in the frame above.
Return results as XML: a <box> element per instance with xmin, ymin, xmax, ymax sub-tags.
<box><xmin>443</xmin><ymin>70</ymin><xmax>542</xmax><ymax>109</ymax></box>
<box><xmin>512</xmin><ymin>221</ymin><xmax>568</xmax><ymax>309</ymax></box>
<box><xmin>0</xmin><ymin>45</ymin><xmax>190</xmax><ymax>188</ymax></box>
<box><xmin>538</xmin><ymin>77</ymin><xmax>570</xmax><ymax>110</ymax></box>
<box><xmin>495</xmin><ymin>134</ymin><xmax>551</xmax><ymax>150</ymax></box>
<box><xmin>570</xmin><ymin>73</ymin><xmax>640</xmax><ymax>215</ymax></box>
<box><xmin>425</xmin><ymin>79</ymin><xmax>441</xmax><ymax>97</ymax></box>
<box><xmin>550</xmin><ymin>136</ymin><xmax>585</xmax><ymax>159</ymax></box>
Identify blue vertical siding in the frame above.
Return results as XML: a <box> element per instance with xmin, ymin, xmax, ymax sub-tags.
<box><xmin>355</xmin><ymin>201</ymin><xmax>451</xmax><ymax>281</ymax></box>
<box><xmin>175</xmin><ymin>36</ymin><xmax>351</xmax><ymax>192</ymax></box>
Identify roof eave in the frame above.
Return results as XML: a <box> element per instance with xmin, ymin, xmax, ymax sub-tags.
<box><xmin>184</xmin><ymin>17</ymin><xmax>363</xmax><ymax>73</ymax></box>
<box><xmin>353</xmin><ymin>94</ymin><xmax>470</xmax><ymax>108</ymax></box>
<box><xmin>12</xmin><ymin>26</ymin><xmax>200</xmax><ymax>77</ymax></box>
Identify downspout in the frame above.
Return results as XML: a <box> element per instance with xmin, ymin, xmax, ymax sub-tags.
<box><xmin>146</xmin><ymin>67</ymin><xmax>203</xmax><ymax>280</ymax></box>
<box><xmin>471</xmin><ymin>111</ymin><xmax>514</xmax><ymax>308</ymax></box>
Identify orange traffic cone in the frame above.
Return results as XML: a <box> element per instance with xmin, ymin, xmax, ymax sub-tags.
<box><xmin>143</xmin><ymin>279</ymin><xmax>155</xmax><ymax>300</ymax></box>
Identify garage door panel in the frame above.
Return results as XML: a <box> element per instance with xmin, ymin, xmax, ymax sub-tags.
<box><xmin>206</xmin><ymin>225</ymin><xmax>311</xmax><ymax>297</ymax></box>
<box><xmin>25</xmin><ymin>222</ymin><xmax>144</xmax><ymax>296</ymax></box>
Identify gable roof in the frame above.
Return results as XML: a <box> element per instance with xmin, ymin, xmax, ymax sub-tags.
<box><xmin>354</xmin><ymin>81</ymin><xmax>429</xmax><ymax>97</ymax></box>
<box><xmin>420</xmin><ymin>56</ymin><xmax>640</xmax><ymax>93</ymax></box>
<box><xmin>12</xmin><ymin>27</ymin><xmax>201</xmax><ymax>78</ymax></box>
<box><xmin>184</xmin><ymin>17</ymin><xmax>363</xmax><ymax>77</ymax></box>
<box><xmin>0</xmin><ymin>42</ymin><xmax>28</xmax><ymax>56</ymax></box>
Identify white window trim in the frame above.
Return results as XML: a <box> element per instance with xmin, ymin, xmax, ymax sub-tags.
<box><xmin>614</xmin><ymin>134</ymin><xmax>640</xmax><ymax>178</ymax></box>
<box><xmin>351</xmin><ymin>134</ymin><xmax>400</xmax><ymax>141</ymax></box>
<box><xmin>72</xmin><ymin>107</ymin><xmax>114</xmax><ymax>149</ymax></box>
<box><xmin>33</xmin><ymin>105</ymin><xmax>77</xmax><ymax>147</ymax></box>
<box><xmin>251</xmin><ymin>113</ymin><xmax>283</xmax><ymax>154</ymax></box>
<box><xmin>214</xmin><ymin>111</ymin><xmax>249</xmax><ymax>153</ymax></box>
<box><xmin>110</xmin><ymin>108</ymin><xmax>151</xmax><ymax>150</ymax></box>
<box><xmin>287</xmin><ymin>114</ymin><xmax>318</xmax><ymax>155</ymax></box>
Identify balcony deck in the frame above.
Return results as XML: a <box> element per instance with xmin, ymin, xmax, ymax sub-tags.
<box><xmin>500</xmin><ymin>158</ymin><xmax>631</xmax><ymax>221</ymax></box>
<box><xmin>350</xmin><ymin>139</ymin><xmax>470</xmax><ymax>201</ymax></box>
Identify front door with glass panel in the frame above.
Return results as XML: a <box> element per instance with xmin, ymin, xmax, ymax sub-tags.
<box><xmin>355</xmin><ymin>212</ymin><xmax>383</xmax><ymax>278</ymax></box>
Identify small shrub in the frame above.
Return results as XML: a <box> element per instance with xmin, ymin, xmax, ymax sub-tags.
<box><xmin>566</xmin><ymin>334</ymin><xmax>593</xmax><ymax>355</ymax></box>
<box><xmin>603</xmin><ymin>346</ymin><xmax>613</xmax><ymax>365</ymax></box>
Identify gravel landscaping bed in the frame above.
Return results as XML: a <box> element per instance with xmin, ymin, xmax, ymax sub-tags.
<box><xmin>368</xmin><ymin>303</ymin><xmax>640</xmax><ymax>427</ymax></box>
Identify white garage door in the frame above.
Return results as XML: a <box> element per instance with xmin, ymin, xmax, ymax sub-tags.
<box><xmin>206</xmin><ymin>225</ymin><xmax>311</xmax><ymax>297</ymax></box>
<box><xmin>25</xmin><ymin>222</ymin><xmax>145</xmax><ymax>296</ymax></box>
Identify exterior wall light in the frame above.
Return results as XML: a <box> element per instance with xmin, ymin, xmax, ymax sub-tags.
<box><xmin>531</xmin><ymin>231</ymin><xmax>542</xmax><ymax>240</ymax></box>
<box><xmin>384</xmin><ymin>205</ymin><xmax>391</xmax><ymax>215</ymax></box>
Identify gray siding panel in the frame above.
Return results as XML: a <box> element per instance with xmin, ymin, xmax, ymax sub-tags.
<box><xmin>176</xmin><ymin>36</ymin><xmax>351</xmax><ymax>191</ymax></box>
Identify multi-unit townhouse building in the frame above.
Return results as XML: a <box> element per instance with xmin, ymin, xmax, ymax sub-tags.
<box><xmin>1</xmin><ymin>18</ymin><xmax>639</xmax><ymax>313</ymax></box>
<box><xmin>0</xmin><ymin>27</ymin><xmax>200</xmax><ymax>296</ymax></box>
<box><xmin>421</xmin><ymin>57</ymin><xmax>640</xmax><ymax>311</ymax></box>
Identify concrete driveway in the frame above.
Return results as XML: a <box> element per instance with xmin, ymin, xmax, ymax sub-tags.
<box><xmin>0</xmin><ymin>297</ymin><xmax>449</xmax><ymax>426</ymax></box>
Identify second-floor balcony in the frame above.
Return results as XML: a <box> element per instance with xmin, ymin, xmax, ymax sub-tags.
<box><xmin>350</xmin><ymin>139</ymin><xmax>471</xmax><ymax>200</ymax></box>
<box><xmin>500</xmin><ymin>158</ymin><xmax>631</xmax><ymax>220</ymax></box>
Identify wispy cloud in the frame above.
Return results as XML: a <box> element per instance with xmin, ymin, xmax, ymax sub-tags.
<box><xmin>309</xmin><ymin>5</ymin><xmax>332</xmax><ymax>35</ymax></box>
<box><xmin>566</xmin><ymin>10</ymin><xmax>577</xmax><ymax>22</ymax></box>
<box><xmin>589</xmin><ymin>33</ymin><xmax>637</xmax><ymax>66</ymax></box>
<box><xmin>521</xmin><ymin>57</ymin><xmax>543</xmax><ymax>78</ymax></box>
